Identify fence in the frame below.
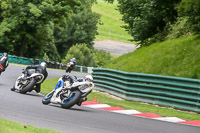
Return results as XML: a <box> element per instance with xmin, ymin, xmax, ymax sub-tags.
<box><xmin>0</xmin><ymin>53</ymin><xmax>91</xmax><ymax>73</ymax></box>
<box><xmin>92</xmin><ymin>68</ymin><xmax>200</xmax><ymax>113</ymax></box>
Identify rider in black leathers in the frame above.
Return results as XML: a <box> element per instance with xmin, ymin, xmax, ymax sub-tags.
<box><xmin>26</xmin><ymin>62</ymin><xmax>48</xmax><ymax>92</ymax></box>
<box><xmin>0</xmin><ymin>52</ymin><xmax>9</xmax><ymax>75</ymax></box>
<box><xmin>69</xmin><ymin>58</ymin><xmax>76</xmax><ymax>69</ymax></box>
<box><xmin>11</xmin><ymin>62</ymin><xmax>48</xmax><ymax>93</ymax></box>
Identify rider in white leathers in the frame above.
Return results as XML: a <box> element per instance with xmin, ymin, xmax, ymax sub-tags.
<box><xmin>50</xmin><ymin>75</ymin><xmax>93</xmax><ymax>103</ymax></box>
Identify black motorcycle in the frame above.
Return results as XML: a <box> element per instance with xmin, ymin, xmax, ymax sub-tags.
<box><xmin>66</xmin><ymin>62</ymin><xmax>75</xmax><ymax>73</ymax></box>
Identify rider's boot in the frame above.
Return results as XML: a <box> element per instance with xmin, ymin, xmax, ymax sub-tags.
<box><xmin>11</xmin><ymin>87</ymin><xmax>16</xmax><ymax>91</ymax></box>
<box><xmin>77</xmin><ymin>97</ymin><xmax>87</xmax><ymax>106</ymax></box>
<box><xmin>11</xmin><ymin>85</ymin><xmax>16</xmax><ymax>91</ymax></box>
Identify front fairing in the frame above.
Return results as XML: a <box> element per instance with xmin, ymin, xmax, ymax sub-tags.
<box><xmin>54</xmin><ymin>79</ymin><xmax>64</xmax><ymax>90</ymax></box>
<box><xmin>71</xmin><ymin>82</ymin><xmax>94</xmax><ymax>94</ymax></box>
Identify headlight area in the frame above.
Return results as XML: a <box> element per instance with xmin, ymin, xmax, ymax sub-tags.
<box><xmin>78</xmin><ymin>84</ymin><xmax>89</xmax><ymax>90</ymax></box>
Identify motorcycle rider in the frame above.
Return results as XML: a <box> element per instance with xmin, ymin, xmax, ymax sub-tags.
<box><xmin>50</xmin><ymin>74</ymin><xmax>93</xmax><ymax>104</ymax></box>
<box><xmin>69</xmin><ymin>58</ymin><xmax>76</xmax><ymax>66</ymax></box>
<box><xmin>0</xmin><ymin>52</ymin><xmax>9</xmax><ymax>75</ymax></box>
<box><xmin>69</xmin><ymin>58</ymin><xmax>76</xmax><ymax>68</ymax></box>
<box><xmin>11</xmin><ymin>62</ymin><xmax>48</xmax><ymax>93</ymax></box>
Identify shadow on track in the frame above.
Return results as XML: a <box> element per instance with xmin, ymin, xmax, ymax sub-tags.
<box><xmin>10</xmin><ymin>90</ymin><xmax>44</xmax><ymax>97</ymax></box>
<box><xmin>48</xmin><ymin>104</ymin><xmax>94</xmax><ymax>112</ymax></box>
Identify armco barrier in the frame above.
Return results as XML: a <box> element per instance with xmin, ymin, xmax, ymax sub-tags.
<box><xmin>1</xmin><ymin>53</ymin><xmax>92</xmax><ymax>73</ymax></box>
<box><xmin>92</xmin><ymin>68</ymin><xmax>200</xmax><ymax>113</ymax></box>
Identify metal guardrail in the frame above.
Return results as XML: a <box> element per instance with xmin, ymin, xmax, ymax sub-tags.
<box><xmin>0</xmin><ymin>53</ymin><xmax>91</xmax><ymax>73</ymax></box>
<box><xmin>92</xmin><ymin>68</ymin><xmax>200</xmax><ymax>113</ymax></box>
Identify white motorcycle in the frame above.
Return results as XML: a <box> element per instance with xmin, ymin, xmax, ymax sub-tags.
<box><xmin>42</xmin><ymin>75</ymin><xmax>94</xmax><ymax>109</ymax></box>
<box><xmin>13</xmin><ymin>69</ymin><xmax>44</xmax><ymax>94</ymax></box>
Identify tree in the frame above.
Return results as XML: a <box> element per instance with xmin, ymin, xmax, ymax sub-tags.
<box><xmin>55</xmin><ymin>0</ymin><xmax>100</xmax><ymax>58</ymax></box>
<box><xmin>0</xmin><ymin>0</ymin><xmax>81</xmax><ymax>58</ymax></box>
<box><xmin>178</xmin><ymin>0</ymin><xmax>200</xmax><ymax>34</ymax></box>
<box><xmin>105</xmin><ymin>0</ymin><xmax>181</xmax><ymax>46</ymax></box>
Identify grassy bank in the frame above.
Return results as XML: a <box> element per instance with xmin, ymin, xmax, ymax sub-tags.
<box><xmin>105</xmin><ymin>35</ymin><xmax>200</xmax><ymax>79</ymax></box>
<box><xmin>41</xmin><ymin>78</ymin><xmax>200</xmax><ymax>121</ymax></box>
<box><xmin>0</xmin><ymin>119</ymin><xmax>61</xmax><ymax>133</ymax></box>
<box><xmin>92</xmin><ymin>0</ymin><xmax>133</xmax><ymax>43</ymax></box>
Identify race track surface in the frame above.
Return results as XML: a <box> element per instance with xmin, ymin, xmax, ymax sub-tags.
<box><xmin>0</xmin><ymin>64</ymin><xmax>199</xmax><ymax>133</ymax></box>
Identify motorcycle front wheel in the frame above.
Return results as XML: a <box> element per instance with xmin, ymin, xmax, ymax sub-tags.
<box><xmin>19</xmin><ymin>78</ymin><xmax>36</xmax><ymax>94</ymax></box>
<box><xmin>61</xmin><ymin>90</ymin><xmax>81</xmax><ymax>109</ymax></box>
<box><xmin>42</xmin><ymin>90</ymin><xmax>55</xmax><ymax>105</ymax></box>
<box><xmin>66</xmin><ymin>67</ymin><xmax>72</xmax><ymax>73</ymax></box>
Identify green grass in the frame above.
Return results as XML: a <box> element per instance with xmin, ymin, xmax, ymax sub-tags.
<box><xmin>104</xmin><ymin>35</ymin><xmax>200</xmax><ymax>79</ymax></box>
<box><xmin>41</xmin><ymin>78</ymin><xmax>59</xmax><ymax>94</ymax></box>
<box><xmin>0</xmin><ymin>118</ymin><xmax>62</xmax><ymax>133</ymax></box>
<box><xmin>92</xmin><ymin>0</ymin><xmax>134</xmax><ymax>43</ymax></box>
<box><xmin>41</xmin><ymin>78</ymin><xmax>200</xmax><ymax>121</ymax></box>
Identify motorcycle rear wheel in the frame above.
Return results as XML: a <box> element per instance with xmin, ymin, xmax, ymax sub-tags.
<box><xmin>19</xmin><ymin>78</ymin><xmax>36</xmax><ymax>94</ymax></box>
<box><xmin>61</xmin><ymin>90</ymin><xmax>81</xmax><ymax>109</ymax></box>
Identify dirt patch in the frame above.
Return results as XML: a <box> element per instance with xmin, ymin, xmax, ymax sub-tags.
<box><xmin>94</xmin><ymin>39</ymin><xmax>139</xmax><ymax>55</ymax></box>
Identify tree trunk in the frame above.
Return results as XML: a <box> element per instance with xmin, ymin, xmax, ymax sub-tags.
<box><xmin>19</xmin><ymin>35</ymin><xmax>26</xmax><ymax>57</ymax></box>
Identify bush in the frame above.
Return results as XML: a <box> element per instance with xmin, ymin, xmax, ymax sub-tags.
<box><xmin>62</xmin><ymin>43</ymin><xmax>96</xmax><ymax>67</ymax></box>
<box><xmin>166</xmin><ymin>17</ymin><xmax>191</xmax><ymax>40</ymax></box>
<box><xmin>178</xmin><ymin>0</ymin><xmax>200</xmax><ymax>34</ymax></box>
<box><xmin>92</xmin><ymin>50</ymin><xmax>113</xmax><ymax>67</ymax></box>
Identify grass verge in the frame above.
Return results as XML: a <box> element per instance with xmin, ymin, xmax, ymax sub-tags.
<box><xmin>0</xmin><ymin>118</ymin><xmax>62</xmax><ymax>133</ymax></box>
<box><xmin>41</xmin><ymin>78</ymin><xmax>200</xmax><ymax>121</ymax></box>
<box><xmin>92</xmin><ymin>0</ymin><xmax>134</xmax><ymax>43</ymax></box>
<box><xmin>105</xmin><ymin>35</ymin><xmax>200</xmax><ymax>79</ymax></box>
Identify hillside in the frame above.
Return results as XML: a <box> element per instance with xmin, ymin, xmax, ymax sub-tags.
<box><xmin>92</xmin><ymin>0</ymin><xmax>133</xmax><ymax>43</ymax></box>
<box><xmin>104</xmin><ymin>35</ymin><xmax>200</xmax><ymax>79</ymax></box>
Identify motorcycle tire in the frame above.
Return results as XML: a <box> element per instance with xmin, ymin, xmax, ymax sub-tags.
<box><xmin>61</xmin><ymin>90</ymin><xmax>81</xmax><ymax>109</ymax></box>
<box><xmin>42</xmin><ymin>90</ymin><xmax>55</xmax><ymax>105</ymax></box>
<box><xmin>19</xmin><ymin>78</ymin><xmax>36</xmax><ymax>94</ymax></box>
<box><xmin>66</xmin><ymin>68</ymin><xmax>71</xmax><ymax>73</ymax></box>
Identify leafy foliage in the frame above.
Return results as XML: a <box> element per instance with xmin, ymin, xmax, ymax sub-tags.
<box><xmin>118</xmin><ymin>0</ymin><xmax>180</xmax><ymax>45</ymax></box>
<box><xmin>0</xmin><ymin>0</ymin><xmax>100</xmax><ymax>63</ymax></box>
<box><xmin>62</xmin><ymin>43</ymin><xmax>96</xmax><ymax>67</ymax></box>
<box><xmin>166</xmin><ymin>17</ymin><xmax>191</xmax><ymax>40</ymax></box>
<box><xmin>0</xmin><ymin>0</ymin><xmax>81</xmax><ymax>58</ymax></box>
<box><xmin>55</xmin><ymin>0</ymin><xmax>100</xmax><ymax>59</ymax></box>
<box><xmin>178</xmin><ymin>0</ymin><xmax>200</xmax><ymax>33</ymax></box>
<box><xmin>93</xmin><ymin>50</ymin><xmax>113</xmax><ymax>67</ymax></box>
<box><xmin>104</xmin><ymin>0</ymin><xmax>181</xmax><ymax>45</ymax></box>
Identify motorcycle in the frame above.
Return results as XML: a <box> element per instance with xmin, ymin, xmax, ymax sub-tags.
<box><xmin>42</xmin><ymin>75</ymin><xmax>94</xmax><ymax>109</ymax></box>
<box><xmin>0</xmin><ymin>54</ymin><xmax>9</xmax><ymax>74</ymax></box>
<box><xmin>66</xmin><ymin>62</ymin><xmax>75</xmax><ymax>73</ymax></box>
<box><xmin>13</xmin><ymin>69</ymin><xmax>44</xmax><ymax>94</ymax></box>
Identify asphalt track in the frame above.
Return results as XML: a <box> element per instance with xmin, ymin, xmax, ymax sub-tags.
<box><xmin>0</xmin><ymin>64</ymin><xmax>199</xmax><ymax>133</ymax></box>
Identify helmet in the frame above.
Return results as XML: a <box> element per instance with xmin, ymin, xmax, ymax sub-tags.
<box><xmin>3</xmin><ymin>52</ymin><xmax>8</xmax><ymax>57</ymax></box>
<box><xmin>84</xmin><ymin>75</ymin><xmax>93</xmax><ymax>82</ymax></box>
<box><xmin>40</xmin><ymin>62</ymin><xmax>47</xmax><ymax>69</ymax></box>
<box><xmin>71</xmin><ymin>57</ymin><xmax>76</xmax><ymax>62</ymax></box>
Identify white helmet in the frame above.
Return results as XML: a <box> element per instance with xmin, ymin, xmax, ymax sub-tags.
<box><xmin>84</xmin><ymin>75</ymin><xmax>93</xmax><ymax>82</ymax></box>
<box><xmin>40</xmin><ymin>62</ymin><xmax>47</xmax><ymax>69</ymax></box>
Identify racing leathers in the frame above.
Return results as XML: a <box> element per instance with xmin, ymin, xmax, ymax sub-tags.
<box><xmin>0</xmin><ymin>53</ymin><xmax>9</xmax><ymax>75</ymax></box>
<box><xmin>25</xmin><ymin>64</ymin><xmax>48</xmax><ymax>92</ymax></box>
